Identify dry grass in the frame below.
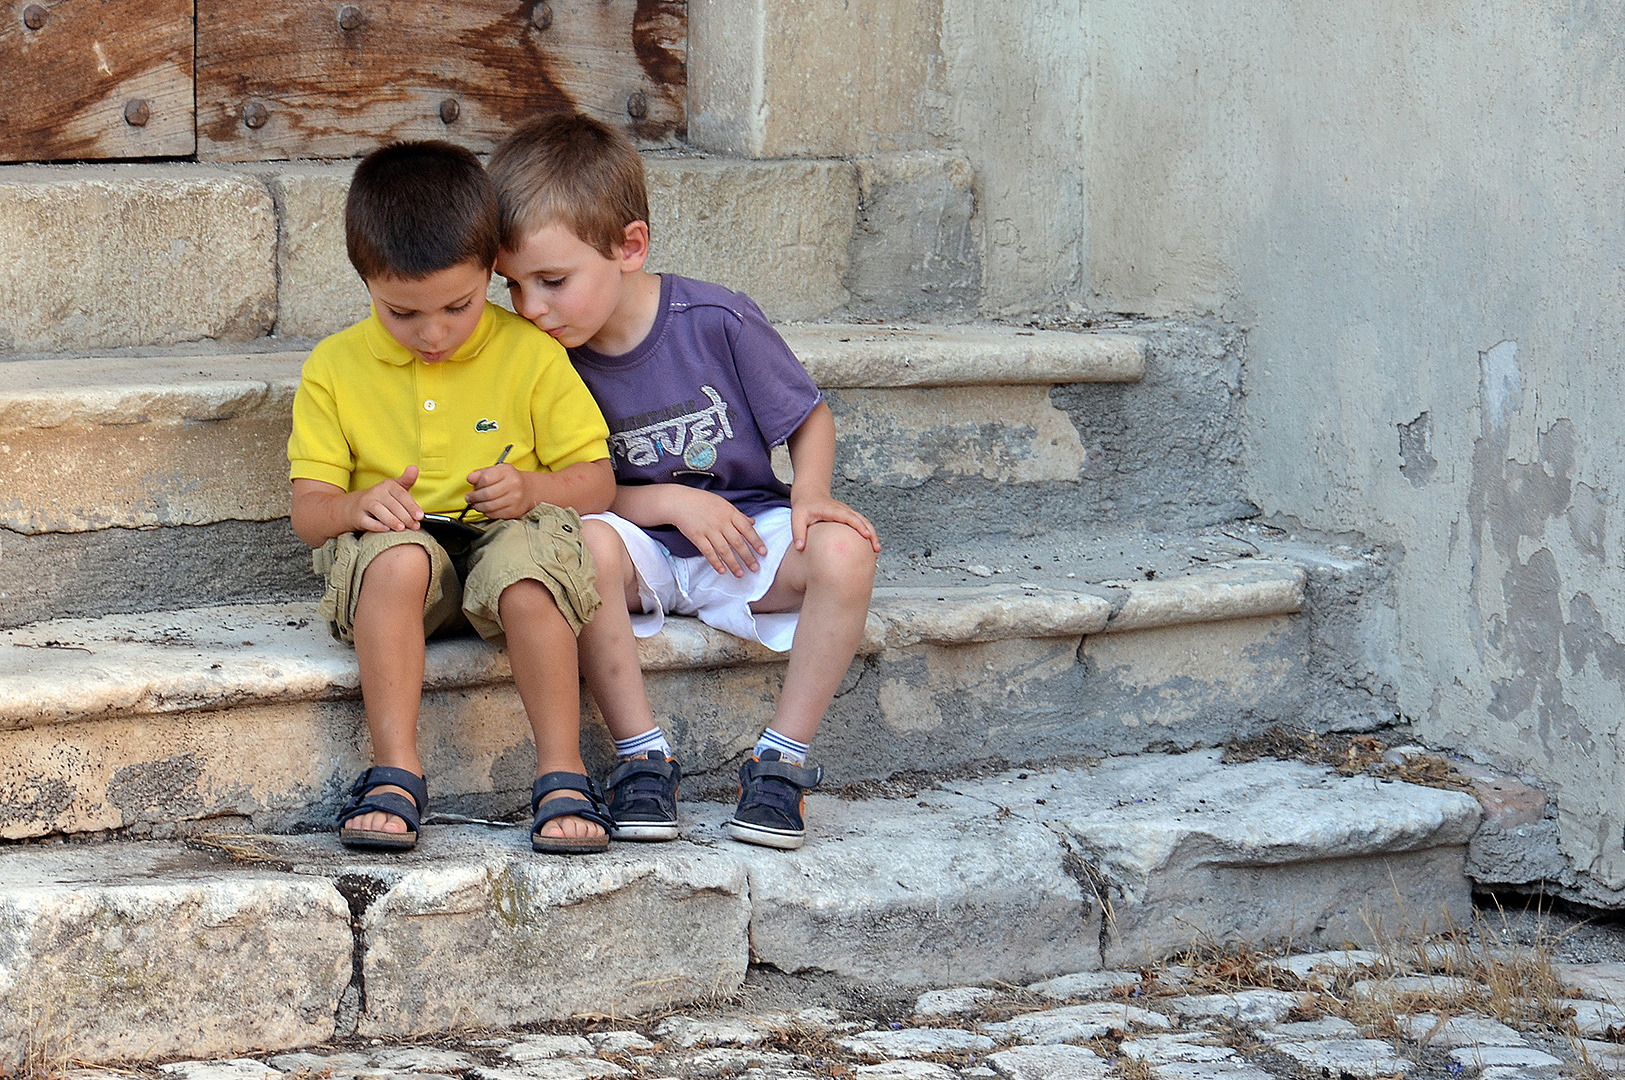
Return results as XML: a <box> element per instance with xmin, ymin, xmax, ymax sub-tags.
<box><xmin>1131</xmin><ymin>897</ymin><xmax>1582</xmax><ymax>1058</ymax></box>
<box><xmin>1222</xmin><ymin>727</ymin><xmax>1472</xmax><ymax>791</ymax></box>
<box><xmin>3</xmin><ymin>999</ymin><xmax>73</xmax><ymax>1080</ymax></box>
<box><xmin>1111</xmin><ymin>1051</ymin><xmax>1157</xmax><ymax>1080</ymax></box>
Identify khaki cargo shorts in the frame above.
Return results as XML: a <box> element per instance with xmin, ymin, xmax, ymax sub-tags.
<box><xmin>314</xmin><ymin>503</ymin><xmax>600</xmax><ymax>647</ymax></box>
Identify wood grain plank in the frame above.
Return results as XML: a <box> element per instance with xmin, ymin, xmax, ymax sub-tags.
<box><xmin>196</xmin><ymin>0</ymin><xmax>685</xmax><ymax>162</ymax></box>
<box><xmin>0</xmin><ymin>0</ymin><xmax>195</xmax><ymax>162</ymax></box>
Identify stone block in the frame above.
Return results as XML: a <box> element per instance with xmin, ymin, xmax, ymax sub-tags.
<box><xmin>1119</xmin><ymin>1035</ymin><xmax>1235</xmax><ymax>1064</ymax></box>
<box><xmin>0</xmin><ymin>354</ymin><xmax>302</xmax><ymax>533</ymax></box>
<box><xmin>0</xmin><ymin>678</ymin><xmax>545</xmax><ymax>840</ymax></box>
<box><xmin>827</xmin><ymin>386</ymin><xmax>1086</xmax><ymax>488</ymax></box>
<box><xmin>847</xmin><ymin>153</ymin><xmax>979</xmax><ymax>321</ymax></box>
<box><xmin>270</xmin><ymin>168</ymin><xmax>370</xmax><ymax>339</ymax></box>
<box><xmin>0</xmin><ymin>520</ymin><xmax>316</xmax><ymax>630</ymax></box>
<box><xmin>1078</xmin><ymin>615</ymin><xmax>1305</xmax><ymax>737</ymax></box>
<box><xmin>722</xmin><ymin>797</ymin><xmax>1100</xmax><ymax>985</ymax></box>
<box><xmin>856</xmin><ymin>1063</ymin><xmax>958</xmax><ymax>1080</ymax></box>
<box><xmin>986</xmin><ymin>1045</ymin><xmax>1111</xmax><ymax>1080</ymax></box>
<box><xmin>940</xmin><ymin>754</ymin><xmax>1481</xmax><ymax>968</ymax></box>
<box><xmin>1271</xmin><ymin>1042</ymin><xmax>1411</xmax><ymax>1078</ymax></box>
<box><xmin>1257</xmin><ymin>1018</ymin><xmax>1361</xmax><ymax>1041</ymax></box>
<box><xmin>1103</xmin><ymin>564</ymin><xmax>1305</xmax><ymax>632</ymax></box>
<box><xmin>1351</xmin><ymin>975</ymin><xmax>1487</xmax><ymax>1003</ymax></box>
<box><xmin>1264</xmin><ymin>950</ymin><xmax>1386</xmax><ymax>986</ymax></box>
<box><xmin>0</xmin><ymin>166</ymin><xmax>276</xmax><ymax>352</ymax></box>
<box><xmin>1155</xmin><ymin>1065</ymin><xmax>1273</xmax><ymax>1080</ymax></box>
<box><xmin>0</xmin><ymin>844</ymin><xmax>349</xmax><ymax>1061</ymax></box>
<box><xmin>982</xmin><ymin>1003</ymin><xmax>1170</xmax><ymax>1044</ymax></box>
<box><xmin>688</xmin><ymin>0</ymin><xmax>948</xmax><ymax>158</ymax></box>
<box><xmin>356</xmin><ymin>832</ymin><xmax>750</xmax><ymax>1034</ymax></box>
<box><xmin>839</xmin><ymin>1029</ymin><xmax>996</xmax><ymax>1058</ymax></box>
<box><xmin>1162</xmin><ymin>990</ymin><xmax>1300</xmax><ymax>1025</ymax></box>
<box><xmin>646</xmin><ymin>156</ymin><xmax>856</xmax><ymax>321</ymax></box>
<box><xmin>1027</xmin><ymin>971</ymin><xmax>1142</xmax><ymax>1000</ymax></box>
<box><xmin>1555</xmin><ymin>962</ymin><xmax>1625</xmax><ymax>1003</ymax></box>
<box><xmin>1449</xmin><ymin>1046</ymin><xmax>1563</xmax><ymax>1070</ymax></box>
<box><xmin>1395</xmin><ymin>1013</ymin><xmax>1526</xmax><ymax>1047</ymax></box>
<box><xmin>915</xmin><ymin>987</ymin><xmax>998</xmax><ymax>1018</ymax></box>
<box><xmin>784</xmin><ymin>325</ymin><xmax>1145</xmax><ymax>389</ymax></box>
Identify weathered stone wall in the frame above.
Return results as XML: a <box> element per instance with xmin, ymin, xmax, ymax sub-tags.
<box><xmin>1078</xmin><ymin>3</ymin><xmax>1625</xmax><ymax>904</ymax></box>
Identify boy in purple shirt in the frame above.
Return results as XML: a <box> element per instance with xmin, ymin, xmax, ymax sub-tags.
<box><xmin>490</xmin><ymin>112</ymin><xmax>880</xmax><ymax>849</ymax></box>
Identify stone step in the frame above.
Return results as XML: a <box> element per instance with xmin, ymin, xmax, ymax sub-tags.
<box><xmin>0</xmin><ymin>151</ymin><xmax>982</xmax><ymax>355</ymax></box>
<box><xmin>0</xmin><ymin>546</ymin><xmax>1309</xmax><ymax>839</ymax></box>
<box><xmin>0</xmin><ymin>752</ymin><xmax>1482</xmax><ymax>1063</ymax></box>
<box><xmin>0</xmin><ymin>325</ymin><xmax>1145</xmax><ymax>626</ymax></box>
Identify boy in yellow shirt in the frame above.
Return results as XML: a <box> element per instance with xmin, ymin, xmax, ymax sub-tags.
<box><xmin>287</xmin><ymin>140</ymin><xmax>617</xmax><ymax>854</ymax></box>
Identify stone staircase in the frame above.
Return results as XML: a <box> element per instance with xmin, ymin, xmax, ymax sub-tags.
<box><xmin>0</xmin><ymin>152</ymin><xmax>1477</xmax><ymax>1062</ymax></box>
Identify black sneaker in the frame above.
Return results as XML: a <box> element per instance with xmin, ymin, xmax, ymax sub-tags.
<box><xmin>603</xmin><ymin>750</ymin><xmax>681</xmax><ymax>841</ymax></box>
<box><xmin>726</xmin><ymin>750</ymin><xmax>823</xmax><ymax>850</ymax></box>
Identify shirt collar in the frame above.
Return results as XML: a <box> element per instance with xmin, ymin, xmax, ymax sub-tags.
<box><xmin>362</xmin><ymin>302</ymin><xmax>499</xmax><ymax>366</ymax></box>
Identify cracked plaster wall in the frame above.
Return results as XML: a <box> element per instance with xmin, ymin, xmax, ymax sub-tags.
<box><xmin>1081</xmin><ymin>3</ymin><xmax>1625</xmax><ymax>903</ymax></box>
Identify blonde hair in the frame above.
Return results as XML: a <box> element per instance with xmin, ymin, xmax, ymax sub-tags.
<box><xmin>488</xmin><ymin>111</ymin><xmax>649</xmax><ymax>257</ymax></box>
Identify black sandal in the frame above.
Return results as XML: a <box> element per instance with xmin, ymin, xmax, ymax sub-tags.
<box><xmin>337</xmin><ymin>766</ymin><xmax>427</xmax><ymax>851</ymax></box>
<box><xmin>531</xmin><ymin>772</ymin><xmax>613</xmax><ymax>855</ymax></box>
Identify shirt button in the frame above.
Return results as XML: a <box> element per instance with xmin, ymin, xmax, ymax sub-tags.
<box><xmin>424</xmin><ymin>399</ymin><xmax>436</xmax><ymax>411</ymax></box>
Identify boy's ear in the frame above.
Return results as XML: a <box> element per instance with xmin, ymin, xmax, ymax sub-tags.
<box><xmin>617</xmin><ymin>220</ymin><xmax>651</xmax><ymax>272</ymax></box>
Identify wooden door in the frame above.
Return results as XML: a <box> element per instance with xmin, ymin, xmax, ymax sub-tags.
<box><xmin>0</xmin><ymin>0</ymin><xmax>684</xmax><ymax>163</ymax></box>
<box><xmin>0</xmin><ymin>0</ymin><xmax>195</xmax><ymax>161</ymax></box>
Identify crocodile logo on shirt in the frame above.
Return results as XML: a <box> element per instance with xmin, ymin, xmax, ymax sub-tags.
<box><xmin>475</xmin><ymin>418</ymin><xmax>500</xmax><ymax>432</ymax></box>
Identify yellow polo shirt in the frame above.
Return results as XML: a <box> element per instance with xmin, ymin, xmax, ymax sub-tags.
<box><xmin>288</xmin><ymin>303</ymin><xmax>610</xmax><ymax>518</ymax></box>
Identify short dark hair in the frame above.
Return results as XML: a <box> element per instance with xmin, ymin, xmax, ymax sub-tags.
<box><xmin>488</xmin><ymin>111</ymin><xmax>649</xmax><ymax>258</ymax></box>
<box><xmin>345</xmin><ymin>141</ymin><xmax>500</xmax><ymax>281</ymax></box>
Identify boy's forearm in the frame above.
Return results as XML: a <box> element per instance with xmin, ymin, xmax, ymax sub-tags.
<box><xmin>290</xmin><ymin>480</ymin><xmax>356</xmax><ymax>547</ymax></box>
<box><xmin>519</xmin><ymin>458</ymin><xmax>616</xmax><ymax>515</ymax></box>
<box><xmin>785</xmin><ymin>401</ymin><xmax>838</xmax><ymax>501</ymax></box>
<box><xmin>607</xmin><ymin>480</ymin><xmax>694</xmax><ymax>527</ymax></box>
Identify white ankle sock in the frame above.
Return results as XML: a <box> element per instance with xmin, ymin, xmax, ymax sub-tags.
<box><xmin>614</xmin><ymin>727</ymin><xmax>671</xmax><ymax>759</ymax></box>
<box><xmin>755</xmin><ymin>729</ymin><xmax>810</xmax><ymax>765</ymax></box>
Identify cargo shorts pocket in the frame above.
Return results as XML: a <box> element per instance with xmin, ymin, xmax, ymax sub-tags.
<box><xmin>461</xmin><ymin>503</ymin><xmax>602</xmax><ymax>643</ymax></box>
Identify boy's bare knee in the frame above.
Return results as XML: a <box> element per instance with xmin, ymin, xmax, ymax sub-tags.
<box><xmin>498</xmin><ymin>577</ymin><xmax>564</xmax><ymax>622</ymax></box>
<box><xmin>804</xmin><ymin>522</ymin><xmax>877</xmax><ymax>594</ymax></box>
<box><xmin>359</xmin><ymin>541</ymin><xmax>431</xmax><ymax>594</ymax></box>
<box><xmin>582</xmin><ymin>519</ymin><xmax>625</xmax><ymax>571</ymax></box>
<box><xmin>582</xmin><ymin>519</ymin><xmax>640</xmax><ymax>609</ymax></box>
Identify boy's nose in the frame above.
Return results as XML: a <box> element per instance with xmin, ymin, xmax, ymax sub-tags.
<box><xmin>512</xmin><ymin>284</ymin><xmax>547</xmax><ymax>320</ymax></box>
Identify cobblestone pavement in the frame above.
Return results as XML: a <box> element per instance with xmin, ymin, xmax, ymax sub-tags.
<box><xmin>44</xmin><ymin>912</ymin><xmax>1625</xmax><ymax>1080</ymax></box>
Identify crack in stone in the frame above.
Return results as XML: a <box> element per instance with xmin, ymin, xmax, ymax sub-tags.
<box><xmin>333</xmin><ymin>873</ymin><xmax>389</xmax><ymax>1036</ymax></box>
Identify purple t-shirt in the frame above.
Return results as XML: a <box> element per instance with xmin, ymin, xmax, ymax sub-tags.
<box><xmin>568</xmin><ymin>275</ymin><xmax>823</xmax><ymax>558</ymax></box>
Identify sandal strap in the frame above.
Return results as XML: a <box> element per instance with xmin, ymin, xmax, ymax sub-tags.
<box><xmin>531</xmin><ymin>771</ymin><xmax>603</xmax><ymax>811</ymax></box>
<box><xmin>741</xmin><ymin>758</ymin><xmax>823</xmax><ymax>790</ymax></box>
<box><xmin>531</xmin><ymin>794</ymin><xmax>615</xmax><ymax>835</ymax></box>
<box><xmin>338</xmin><ymin>766</ymin><xmax>427</xmax><ymax>831</ymax></box>
<box><xmin>530</xmin><ymin>772</ymin><xmax>614</xmax><ymax>834</ymax></box>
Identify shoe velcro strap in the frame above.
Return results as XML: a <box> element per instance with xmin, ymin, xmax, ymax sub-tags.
<box><xmin>746</xmin><ymin>759</ymin><xmax>823</xmax><ymax>789</ymax></box>
<box><xmin>604</xmin><ymin>756</ymin><xmax>674</xmax><ymax>788</ymax></box>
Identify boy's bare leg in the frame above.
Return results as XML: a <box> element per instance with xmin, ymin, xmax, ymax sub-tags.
<box><xmin>348</xmin><ymin>543</ymin><xmax>431</xmax><ymax>835</ymax></box>
<box><xmin>750</xmin><ymin>521</ymin><xmax>878</xmax><ymax>743</ymax></box>
<box><xmin>501</xmin><ymin>579</ymin><xmax>604</xmax><ymax>842</ymax></box>
<box><xmin>579</xmin><ymin>520</ymin><xmax>659</xmax><ymax>741</ymax></box>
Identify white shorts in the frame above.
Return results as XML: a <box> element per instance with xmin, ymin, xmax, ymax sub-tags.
<box><xmin>585</xmin><ymin>507</ymin><xmax>800</xmax><ymax>652</ymax></box>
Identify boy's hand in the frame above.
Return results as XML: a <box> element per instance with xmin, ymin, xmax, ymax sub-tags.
<box><xmin>466</xmin><ymin>462</ymin><xmax>528</xmax><ymax>520</ymax></box>
<box><xmin>668</xmin><ymin>487</ymin><xmax>769</xmax><ymax>577</ymax></box>
<box><xmin>790</xmin><ymin>491</ymin><xmax>881</xmax><ymax>554</ymax></box>
<box><xmin>356</xmin><ymin>466</ymin><xmax>423</xmax><ymax>532</ymax></box>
